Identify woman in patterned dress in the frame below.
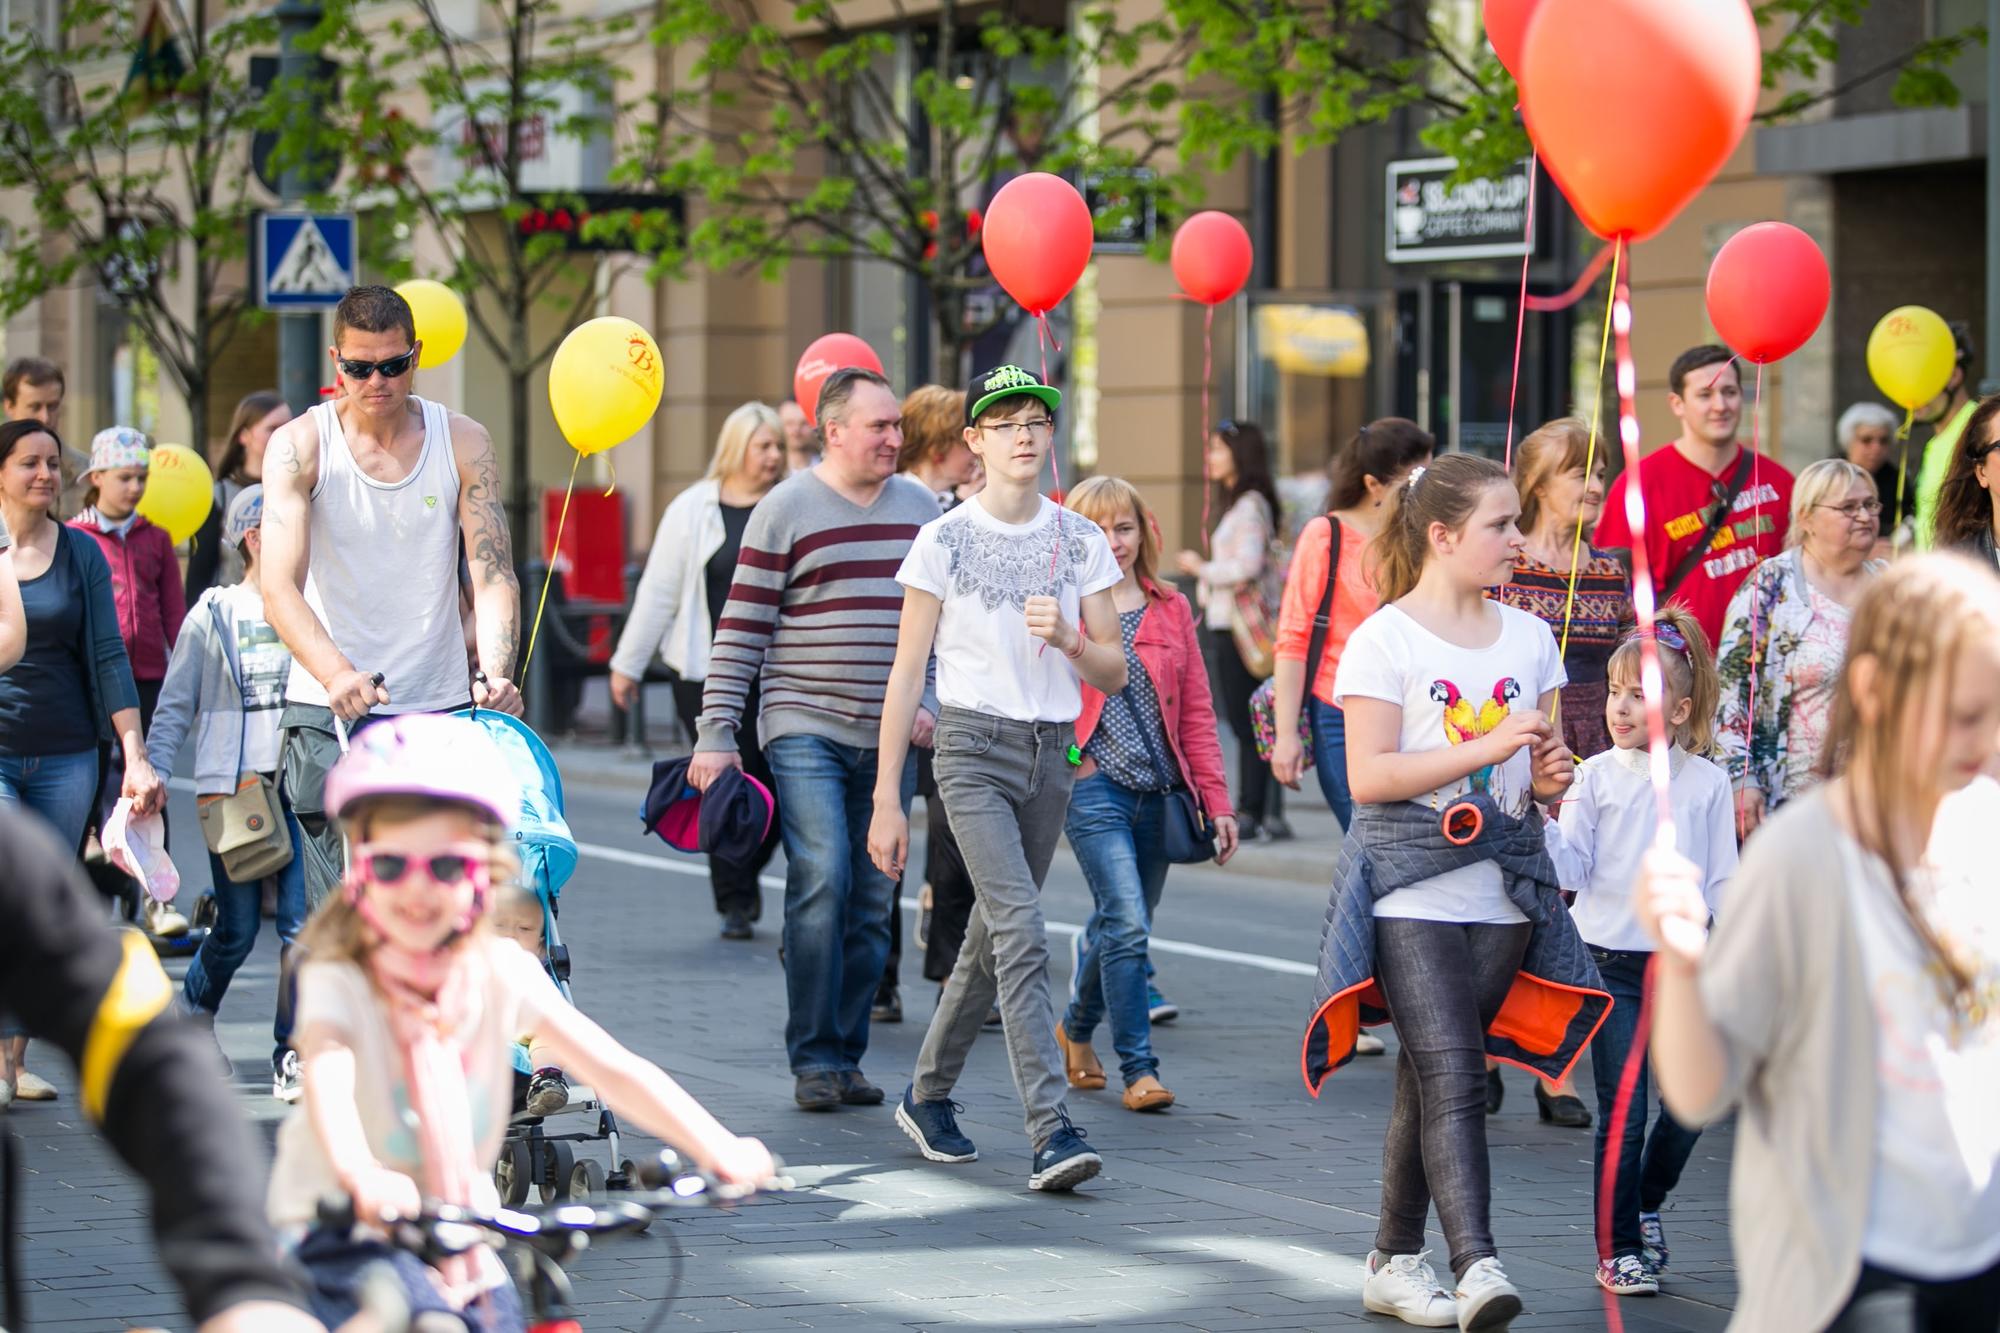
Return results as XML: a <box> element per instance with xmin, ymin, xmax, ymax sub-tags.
<box><xmin>1490</xmin><ymin>417</ymin><xmax>1634</xmax><ymax>1128</ymax></box>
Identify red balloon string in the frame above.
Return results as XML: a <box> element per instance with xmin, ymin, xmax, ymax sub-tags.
<box><xmin>1735</xmin><ymin>361</ymin><xmax>1766</xmax><ymax>838</ymax></box>
<box><xmin>1502</xmin><ymin>152</ymin><xmax>1538</xmax><ymax>471</ymax></box>
<box><xmin>1523</xmin><ymin>245</ymin><xmax>1615</xmax><ymax>313</ymax></box>
<box><xmin>1037</xmin><ymin>311</ymin><xmax>1062</xmax><ymax>658</ymax></box>
<box><xmin>1200</xmin><ymin>304</ymin><xmax>1215</xmax><ymax>555</ymax></box>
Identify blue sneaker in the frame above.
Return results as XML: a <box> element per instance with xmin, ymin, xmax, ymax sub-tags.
<box><xmin>895</xmin><ymin>1085</ymin><xmax>978</xmax><ymax>1163</ymax></box>
<box><xmin>1029</xmin><ymin>1113</ymin><xmax>1102</xmax><ymax>1192</ymax></box>
<box><xmin>1147</xmin><ymin>984</ymin><xmax>1179</xmax><ymax>1024</ymax></box>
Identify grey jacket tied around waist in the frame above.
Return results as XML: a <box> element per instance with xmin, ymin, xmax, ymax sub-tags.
<box><xmin>1300</xmin><ymin>792</ymin><xmax>1611</xmax><ymax>1095</ymax></box>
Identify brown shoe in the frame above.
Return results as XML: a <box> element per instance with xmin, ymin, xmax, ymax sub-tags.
<box><xmin>1122</xmin><ymin>1075</ymin><xmax>1174</xmax><ymax>1112</ymax></box>
<box><xmin>1056</xmin><ymin>1026</ymin><xmax>1106</xmax><ymax>1090</ymax></box>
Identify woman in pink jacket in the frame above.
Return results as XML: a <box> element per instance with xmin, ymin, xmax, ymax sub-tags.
<box><xmin>1056</xmin><ymin>477</ymin><xmax>1238</xmax><ymax>1112</ymax></box>
<box><xmin>68</xmin><ymin>428</ymin><xmax>183</xmax><ymax>723</ymax></box>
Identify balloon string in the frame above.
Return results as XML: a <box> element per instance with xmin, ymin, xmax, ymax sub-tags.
<box><xmin>1523</xmin><ymin>245</ymin><xmax>1614</xmax><ymax>312</ymax></box>
<box><xmin>1736</xmin><ymin>361</ymin><xmax>1766</xmax><ymax>836</ymax></box>
<box><xmin>1201</xmin><ymin>304</ymin><xmax>1215</xmax><ymax>555</ymax></box>
<box><xmin>1502</xmin><ymin>151</ymin><xmax>1538</xmax><ymax>471</ymax></box>
<box><xmin>522</xmin><ymin>451</ymin><xmax>582</xmax><ymax>678</ymax></box>
<box><xmin>1038</xmin><ymin>311</ymin><xmax>1060</xmax><ymax>657</ymax></box>
<box><xmin>1552</xmin><ymin>258</ymin><xmax>1619</xmax><ymax>717</ymax></box>
<box><xmin>1893</xmin><ymin>407</ymin><xmax>1914</xmax><ymax>552</ymax></box>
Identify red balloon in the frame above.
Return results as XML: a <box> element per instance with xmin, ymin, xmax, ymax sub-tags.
<box><xmin>981</xmin><ymin>172</ymin><xmax>1094</xmax><ymax>316</ymax></box>
<box><xmin>1519</xmin><ymin>0</ymin><xmax>1759</xmax><ymax>242</ymax></box>
<box><xmin>793</xmin><ymin>333</ymin><xmax>886</xmax><ymax>427</ymax></box>
<box><xmin>1483</xmin><ymin>0</ymin><xmax>1538</xmax><ymax>78</ymax></box>
<box><xmin>1170</xmin><ymin>212</ymin><xmax>1254</xmax><ymax>306</ymax></box>
<box><xmin>1704</xmin><ymin>222</ymin><xmax>1829</xmax><ymax>365</ymax></box>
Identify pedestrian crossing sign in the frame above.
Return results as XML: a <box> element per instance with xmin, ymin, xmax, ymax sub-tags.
<box><xmin>256</xmin><ymin>212</ymin><xmax>355</xmax><ymax>310</ymax></box>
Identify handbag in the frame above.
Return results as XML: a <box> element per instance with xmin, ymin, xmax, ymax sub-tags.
<box><xmin>1228</xmin><ymin>578</ymin><xmax>1279</xmax><ymax>679</ymax></box>
<box><xmin>1124</xmin><ymin>686</ymin><xmax>1216</xmax><ymax>865</ymax></box>
<box><xmin>199</xmin><ymin>772</ymin><xmax>294</xmax><ymax>881</ymax></box>
<box><xmin>1251</xmin><ymin>516</ymin><xmax>1344</xmax><ymax>766</ymax></box>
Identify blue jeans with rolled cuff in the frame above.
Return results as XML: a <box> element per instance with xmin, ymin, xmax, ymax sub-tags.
<box><xmin>1062</xmin><ymin>773</ymin><xmax>1171</xmax><ymax>1086</ymax></box>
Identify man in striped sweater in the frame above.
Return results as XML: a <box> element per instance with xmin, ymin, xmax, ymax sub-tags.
<box><xmin>690</xmin><ymin>367</ymin><xmax>940</xmax><ymax>1111</ymax></box>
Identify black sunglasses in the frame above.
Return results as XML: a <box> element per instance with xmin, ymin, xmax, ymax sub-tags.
<box><xmin>335</xmin><ymin>348</ymin><xmax>420</xmax><ymax>381</ymax></box>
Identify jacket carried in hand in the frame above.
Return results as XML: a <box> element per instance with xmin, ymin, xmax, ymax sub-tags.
<box><xmin>1301</xmin><ymin>793</ymin><xmax>1611</xmax><ymax>1094</ymax></box>
<box><xmin>1072</xmin><ymin>578</ymin><xmax>1233</xmax><ymax>820</ymax></box>
<box><xmin>68</xmin><ymin>510</ymin><xmax>184</xmax><ymax>682</ymax></box>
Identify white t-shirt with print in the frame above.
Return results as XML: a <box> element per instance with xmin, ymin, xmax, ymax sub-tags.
<box><xmin>216</xmin><ymin>581</ymin><xmax>292</xmax><ymax>776</ymax></box>
<box><xmin>1842</xmin><ymin>777</ymin><xmax>2000</xmax><ymax>1278</ymax></box>
<box><xmin>897</xmin><ymin>494</ymin><xmax>1122</xmax><ymax>723</ymax></box>
<box><xmin>1333</xmin><ymin>601</ymin><xmax>1567</xmax><ymax>924</ymax></box>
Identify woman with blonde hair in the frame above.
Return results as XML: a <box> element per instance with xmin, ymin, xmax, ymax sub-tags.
<box><xmin>1715</xmin><ymin>458</ymin><xmax>1886</xmax><ymax>838</ymax></box>
<box><xmin>610</xmin><ymin>401</ymin><xmax>787</xmax><ymax>938</ymax></box>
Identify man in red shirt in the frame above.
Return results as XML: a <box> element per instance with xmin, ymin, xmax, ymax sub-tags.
<box><xmin>1594</xmin><ymin>344</ymin><xmax>1794</xmax><ymax>645</ymax></box>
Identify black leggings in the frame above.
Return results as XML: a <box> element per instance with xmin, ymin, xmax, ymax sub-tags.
<box><xmin>1825</xmin><ymin>1259</ymin><xmax>2000</xmax><ymax>1333</ymax></box>
<box><xmin>1373</xmin><ymin>916</ymin><xmax>1531</xmax><ymax>1279</ymax></box>
<box><xmin>1202</xmin><ymin>623</ymin><xmax>1275</xmax><ymax>826</ymax></box>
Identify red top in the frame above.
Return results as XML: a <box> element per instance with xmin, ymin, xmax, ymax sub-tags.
<box><xmin>1593</xmin><ymin>442</ymin><xmax>1794</xmax><ymax>646</ymax></box>
<box><xmin>1073</xmin><ymin>579</ymin><xmax>1233</xmax><ymax>820</ymax></box>
<box><xmin>1275</xmin><ymin>516</ymin><xmax>1377</xmax><ymax>709</ymax></box>
<box><xmin>67</xmin><ymin>515</ymin><xmax>184</xmax><ymax>683</ymax></box>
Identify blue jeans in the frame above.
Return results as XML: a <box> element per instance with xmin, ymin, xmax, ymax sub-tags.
<box><xmin>183</xmin><ymin>807</ymin><xmax>309</xmax><ymax>1068</ymax></box>
<box><xmin>0</xmin><ymin>750</ymin><xmax>101</xmax><ymax>851</ymax></box>
<box><xmin>1590</xmin><ymin>947</ymin><xmax>1703</xmax><ymax>1259</ymax></box>
<box><xmin>766</xmin><ymin>733</ymin><xmax>914</xmax><ymax>1076</ymax></box>
<box><xmin>1309</xmin><ymin>697</ymin><xmax>1352</xmax><ymax>828</ymax></box>
<box><xmin>1063</xmin><ymin>774</ymin><xmax>1169</xmax><ymax>1085</ymax></box>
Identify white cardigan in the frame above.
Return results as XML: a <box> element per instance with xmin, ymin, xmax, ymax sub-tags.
<box><xmin>610</xmin><ymin>478</ymin><xmax>728</xmax><ymax>683</ymax></box>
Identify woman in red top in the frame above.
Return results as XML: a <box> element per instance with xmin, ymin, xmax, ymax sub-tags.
<box><xmin>1057</xmin><ymin>477</ymin><xmax>1236</xmax><ymax>1112</ymax></box>
<box><xmin>1269</xmin><ymin>419</ymin><xmax>1433</xmax><ymax>826</ymax></box>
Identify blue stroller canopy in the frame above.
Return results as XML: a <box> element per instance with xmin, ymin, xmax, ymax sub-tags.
<box><xmin>450</xmin><ymin>707</ymin><xmax>579</xmax><ymax>906</ymax></box>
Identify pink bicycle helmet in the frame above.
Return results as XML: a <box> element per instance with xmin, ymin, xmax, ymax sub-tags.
<box><xmin>324</xmin><ymin>713</ymin><xmax>520</xmax><ymax>829</ymax></box>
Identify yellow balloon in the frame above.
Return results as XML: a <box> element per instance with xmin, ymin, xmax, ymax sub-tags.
<box><xmin>135</xmin><ymin>443</ymin><xmax>215</xmax><ymax>545</ymax></box>
<box><xmin>548</xmin><ymin>317</ymin><xmax>664</xmax><ymax>456</ymax></box>
<box><xmin>1866</xmin><ymin>305</ymin><xmax>1955</xmax><ymax>410</ymax></box>
<box><xmin>395</xmin><ymin>279</ymin><xmax>468</xmax><ymax>369</ymax></box>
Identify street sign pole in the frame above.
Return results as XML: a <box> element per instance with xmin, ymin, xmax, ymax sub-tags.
<box><xmin>276</xmin><ymin>0</ymin><xmax>328</xmax><ymax>414</ymax></box>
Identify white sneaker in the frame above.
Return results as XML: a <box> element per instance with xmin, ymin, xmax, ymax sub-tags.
<box><xmin>1356</xmin><ymin>1029</ymin><xmax>1387</xmax><ymax>1056</ymax></box>
<box><xmin>13</xmin><ymin>1070</ymin><xmax>57</xmax><ymax>1102</ymax></box>
<box><xmin>273</xmin><ymin>1050</ymin><xmax>303</xmax><ymax>1103</ymax></box>
<box><xmin>1362</xmin><ymin>1250</ymin><xmax>1459</xmax><ymax>1328</ymax></box>
<box><xmin>145</xmin><ymin>899</ymin><xmax>190</xmax><ymax>938</ymax></box>
<box><xmin>1454</xmin><ymin>1257</ymin><xmax>1522</xmax><ymax>1331</ymax></box>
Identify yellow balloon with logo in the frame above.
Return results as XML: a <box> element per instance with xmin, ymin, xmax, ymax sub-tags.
<box><xmin>1866</xmin><ymin>305</ymin><xmax>1955</xmax><ymax>410</ymax></box>
<box><xmin>395</xmin><ymin>279</ymin><xmax>468</xmax><ymax>369</ymax></box>
<box><xmin>548</xmin><ymin>317</ymin><xmax>664</xmax><ymax>456</ymax></box>
<box><xmin>135</xmin><ymin>443</ymin><xmax>215</xmax><ymax>545</ymax></box>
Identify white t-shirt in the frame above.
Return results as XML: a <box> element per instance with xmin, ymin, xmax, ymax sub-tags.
<box><xmin>1333</xmin><ymin>601</ymin><xmax>1567</xmax><ymax>924</ymax></box>
<box><xmin>896</xmin><ymin>495</ymin><xmax>1121</xmax><ymax>723</ymax></box>
<box><xmin>267</xmin><ymin>937</ymin><xmax>564</xmax><ymax>1234</ymax></box>
<box><xmin>1841</xmin><ymin>778</ymin><xmax>2000</xmax><ymax>1278</ymax></box>
<box><xmin>216</xmin><ymin>582</ymin><xmax>292</xmax><ymax>776</ymax></box>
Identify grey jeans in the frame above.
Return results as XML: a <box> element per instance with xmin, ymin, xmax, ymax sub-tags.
<box><xmin>913</xmin><ymin>707</ymin><xmax>1077</xmax><ymax>1148</ymax></box>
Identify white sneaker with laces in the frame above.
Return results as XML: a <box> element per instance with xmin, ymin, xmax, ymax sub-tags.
<box><xmin>1362</xmin><ymin>1250</ymin><xmax>1458</xmax><ymax>1328</ymax></box>
<box><xmin>273</xmin><ymin>1050</ymin><xmax>303</xmax><ymax>1103</ymax></box>
<box><xmin>1355</xmin><ymin>1029</ymin><xmax>1387</xmax><ymax>1056</ymax></box>
<box><xmin>1596</xmin><ymin>1254</ymin><xmax>1659</xmax><ymax>1297</ymax></box>
<box><xmin>1454</xmin><ymin>1257</ymin><xmax>1522</xmax><ymax>1331</ymax></box>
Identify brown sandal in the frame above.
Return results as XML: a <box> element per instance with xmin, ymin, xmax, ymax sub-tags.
<box><xmin>1056</xmin><ymin>1026</ymin><xmax>1106</xmax><ymax>1090</ymax></box>
<box><xmin>1122</xmin><ymin>1074</ymin><xmax>1174</xmax><ymax>1112</ymax></box>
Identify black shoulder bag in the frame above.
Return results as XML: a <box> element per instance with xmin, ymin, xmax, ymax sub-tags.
<box><xmin>1120</xmin><ymin>630</ymin><xmax>1217</xmax><ymax>864</ymax></box>
<box><xmin>1302</xmin><ymin>516</ymin><xmax>1344</xmax><ymax>739</ymax></box>
<box><xmin>1658</xmin><ymin>449</ymin><xmax>1755</xmax><ymax>602</ymax></box>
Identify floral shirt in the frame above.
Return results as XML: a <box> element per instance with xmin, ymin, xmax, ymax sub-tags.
<box><xmin>1490</xmin><ymin>546</ymin><xmax>1633</xmax><ymax>760</ymax></box>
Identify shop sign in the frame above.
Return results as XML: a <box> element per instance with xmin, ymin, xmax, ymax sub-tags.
<box><xmin>1386</xmin><ymin>157</ymin><xmax>1534</xmax><ymax>263</ymax></box>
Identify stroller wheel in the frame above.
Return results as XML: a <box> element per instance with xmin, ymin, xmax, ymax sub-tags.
<box><xmin>495</xmin><ymin>1139</ymin><xmax>531</xmax><ymax>1207</ymax></box>
<box><xmin>569</xmin><ymin>1158</ymin><xmax>603</xmax><ymax>1201</ymax></box>
<box><xmin>540</xmin><ymin>1141</ymin><xmax>575</xmax><ymax>1204</ymax></box>
<box><xmin>609</xmin><ymin>1157</ymin><xmax>639</xmax><ymax>1191</ymax></box>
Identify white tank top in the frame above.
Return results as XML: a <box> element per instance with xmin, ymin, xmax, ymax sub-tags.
<box><xmin>285</xmin><ymin>396</ymin><xmax>471</xmax><ymax>713</ymax></box>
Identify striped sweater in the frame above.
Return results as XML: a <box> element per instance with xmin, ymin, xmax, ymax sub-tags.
<box><xmin>696</xmin><ymin>469</ymin><xmax>941</xmax><ymax>753</ymax></box>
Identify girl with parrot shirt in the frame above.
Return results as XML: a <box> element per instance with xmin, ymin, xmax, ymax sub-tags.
<box><xmin>1329</xmin><ymin>452</ymin><xmax>1574</xmax><ymax>1330</ymax></box>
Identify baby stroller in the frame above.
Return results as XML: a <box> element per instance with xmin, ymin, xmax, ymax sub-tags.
<box><xmin>453</xmin><ymin>707</ymin><xmax>640</xmax><ymax>1205</ymax></box>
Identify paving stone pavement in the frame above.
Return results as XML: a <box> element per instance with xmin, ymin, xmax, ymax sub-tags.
<box><xmin>3</xmin><ymin>774</ymin><xmax>1741</xmax><ymax>1332</ymax></box>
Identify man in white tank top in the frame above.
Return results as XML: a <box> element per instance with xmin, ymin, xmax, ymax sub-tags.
<box><xmin>261</xmin><ymin>284</ymin><xmax>521</xmax><ymax>917</ymax></box>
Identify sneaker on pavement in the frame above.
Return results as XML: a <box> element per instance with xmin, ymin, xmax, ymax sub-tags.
<box><xmin>871</xmin><ymin>985</ymin><xmax>902</xmax><ymax>1024</ymax></box>
<box><xmin>13</xmin><ymin>1071</ymin><xmax>57</xmax><ymax>1102</ymax></box>
<box><xmin>1029</xmin><ymin>1113</ymin><xmax>1101</xmax><ymax>1192</ymax></box>
<box><xmin>1355</xmin><ymin>1030</ymin><xmax>1387</xmax><ymax>1056</ymax></box>
<box><xmin>840</xmin><ymin>1070</ymin><xmax>886</xmax><ymax>1106</ymax></box>
<box><xmin>1596</xmin><ymin>1254</ymin><xmax>1659</xmax><ymax>1297</ymax></box>
<box><xmin>1146</xmin><ymin>984</ymin><xmax>1179</xmax><ymax>1024</ymax></box>
<box><xmin>525</xmin><ymin>1067</ymin><xmax>571</xmax><ymax>1117</ymax></box>
<box><xmin>1454</xmin><ymin>1257</ymin><xmax>1522</xmax><ymax>1331</ymax></box>
<box><xmin>145</xmin><ymin>899</ymin><xmax>190</xmax><ymax>938</ymax></box>
<box><xmin>1638</xmin><ymin>1212</ymin><xmax>1669</xmax><ymax>1275</ymax></box>
<box><xmin>273</xmin><ymin>1050</ymin><xmax>303</xmax><ymax>1103</ymax></box>
<box><xmin>720</xmin><ymin>910</ymin><xmax>754</xmax><ymax>940</ymax></box>
<box><xmin>794</xmin><ymin>1071</ymin><xmax>843</xmax><ymax>1111</ymax></box>
<box><xmin>895</xmin><ymin>1085</ymin><xmax>977</xmax><ymax>1163</ymax></box>
<box><xmin>1361</xmin><ymin>1250</ymin><xmax>1458</xmax><ymax>1328</ymax></box>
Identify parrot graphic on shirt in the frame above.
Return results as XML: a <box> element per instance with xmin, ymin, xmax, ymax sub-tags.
<box><xmin>1430</xmin><ymin>677</ymin><xmax>1522</xmax><ymax>793</ymax></box>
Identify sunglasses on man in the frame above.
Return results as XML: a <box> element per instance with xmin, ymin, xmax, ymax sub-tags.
<box><xmin>333</xmin><ymin>347</ymin><xmax>421</xmax><ymax>381</ymax></box>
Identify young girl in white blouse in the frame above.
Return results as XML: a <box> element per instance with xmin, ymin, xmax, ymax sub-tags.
<box><xmin>1541</xmin><ymin>604</ymin><xmax>1735</xmax><ymax>1299</ymax></box>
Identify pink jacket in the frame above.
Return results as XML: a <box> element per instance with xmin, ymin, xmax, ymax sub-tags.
<box><xmin>1074</xmin><ymin>579</ymin><xmax>1233</xmax><ymax>820</ymax></box>
<box><xmin>68</xmin><ymin>514</ymin><xmax>183</xmax><ymax>682</ymax></box>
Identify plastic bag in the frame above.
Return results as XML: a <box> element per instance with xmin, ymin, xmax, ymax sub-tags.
<box><xmin>102</xmin><ymin>798</ymin><xmax>180</xmax><ymax>903</ymax></box>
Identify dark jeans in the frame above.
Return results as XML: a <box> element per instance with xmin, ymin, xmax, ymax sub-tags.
<box><xmin>1374</xmin><ymin>916</ymin><xmax>1531</xmax><ymax>1279</ymax></box>
<box><xmin>1063</xmin><ymin>774</ymin><xmax>1169</xmax><ymax>1085</ymax></box>
<box><xmin>1589</xmin><ymin>947</ymin><xmax>1703</xmax><ymax>1259</ymax></box>
<box><xmin>1308</xmin><ymin>696</ymin><xmax>1352</xmax><ymax>828</ymax></box>
<box><xmin>182</xmin><ymin>805</ymin><xmax>310</xmax><ymax>1070</ymax></box>
<box><xmin>1202</xmin><ymin>623</ymin><xmax>1275</xmax><ymax>826</ymax></box>
<box><xmin>765</xmin><ymin>732</ymin><xmax>913</xmax><ymax>1076</ymax></box>
<box><xmin>1826</xmin><ymin>1258</ymin><xmax>2000</xmax><ymax>1333</ymax></box>
<box><xmin>672</xmin><ymin>678</ymin><xmax>780</xmax><ymax>919</ymax></box>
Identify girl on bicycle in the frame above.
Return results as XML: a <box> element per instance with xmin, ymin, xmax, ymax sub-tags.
<box><xmin>266</xmin><ymin>713</ymin><xmax>774</xmax><ymax>1330</ymax></box>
